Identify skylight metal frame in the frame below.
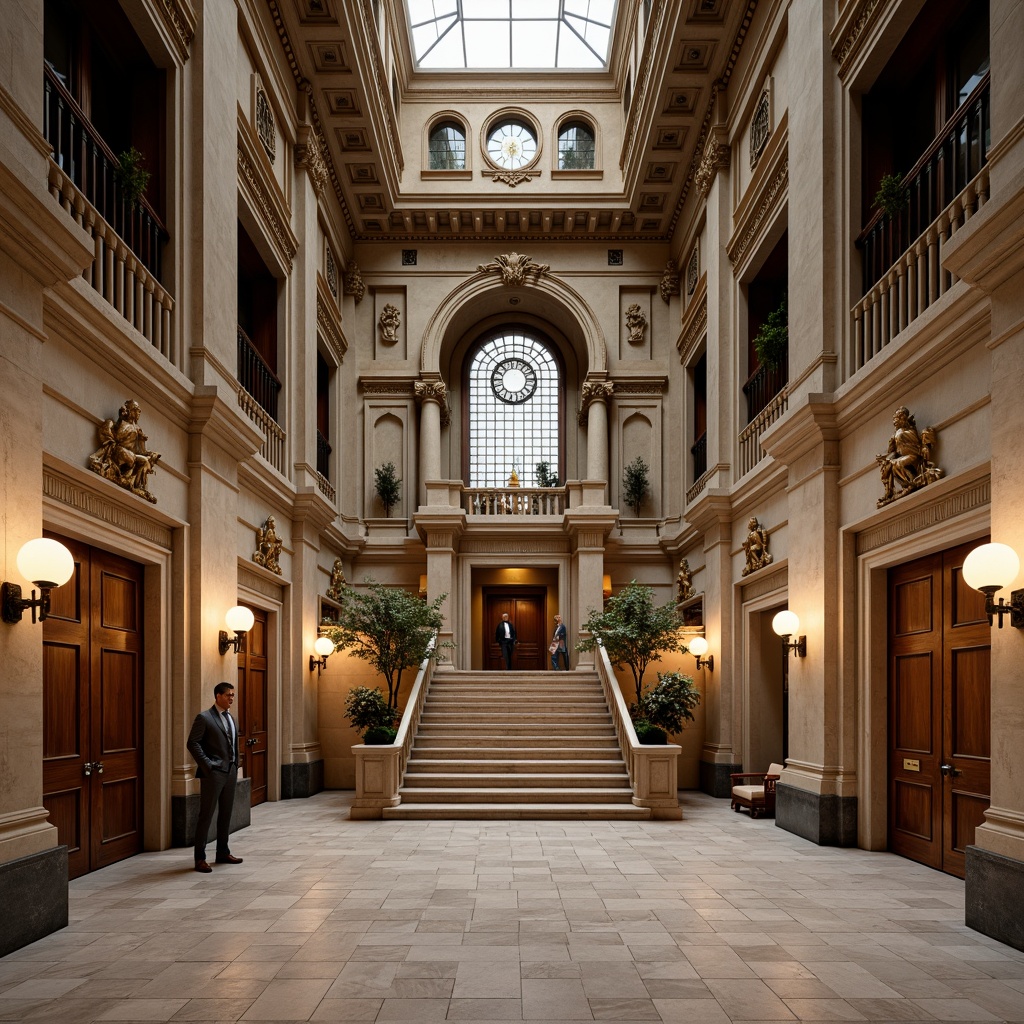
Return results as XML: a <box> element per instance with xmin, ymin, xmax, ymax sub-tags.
<box><xmin>406</xmin><ymin>0</ymin><xmax>616</xmax><ymax>71</ymax></box>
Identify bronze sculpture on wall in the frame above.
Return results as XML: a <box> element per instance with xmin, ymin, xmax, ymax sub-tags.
<box><xmin>326</xmin><ymin>558</ymin><xmax>347</xmax><ymax>602</ymax></box>
<box><xmin>253</xmin><ymin>516</ymin><xmax>283</xmax><ymax>576</ymax></box>
<box><xmin>875</xmin><ymin>406</ymin><xmax>943</xmax><ymax>508</ymax></box>
<box><xmin>676</xmin><ymin>558</ymin><xmax>695</xmax><ymax>603</ymax></box>
<box><xmin>741</xmin><ymin>516</ymin><xmax>773</xmax><ymax>576</ymax></box>
<box><xmin>87</xmin><ymin>398</ymin><xmax>161</xmax><ymax>503</ymax></box>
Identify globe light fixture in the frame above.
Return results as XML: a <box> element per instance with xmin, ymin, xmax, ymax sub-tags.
<box><xmin>962</xmin><ymin>542</ymin><xmax>1024</xmax><ymax>628</ymax></box>
<box><xmin>219</xmin><ymin>605</ymin><xmax>255</xmax><ymax>654</ymax></box>
<box><xmin>689</xmin><ymin>635</ymin><xmax>713</xmax><ymax>672</ymax></box>
<box><xmin>310</xmin><ymin>635</ymin><xmax>336</xmax><ymax>674</ymax></box>
<box><xmin>772</xmin><ymin>609</ymin><xmax>806</xmax><ymax>657</ymax></box>
<box><xmin>1</xmin><ymin>538</ymin><xmax>75</xmax><ymax>624</ymax></box>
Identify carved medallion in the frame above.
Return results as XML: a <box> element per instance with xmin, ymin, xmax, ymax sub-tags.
<box><xmin>476</xmin><ymin>252</ymin><xmax>550</xmax><ymax>286</ymax></box>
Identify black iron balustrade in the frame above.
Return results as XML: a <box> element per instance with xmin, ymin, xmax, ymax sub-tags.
<box><xmin>858</xmin><ymin>74</ymin><xmax>989</xmax><ymax>296</ymax></box>
<box><xmin>743</xmin><ymin>357</ymin><xmax>787</xmax><ymax>424</ymax></box>
<box><xmin>43</xmin><ymin>63</ymin><xmax>168</xmax><ymax>281</ymax></box>
<box><xmin>316</xmin><ymin>430</ymin><xmax>332</xmax><ymax>479</ymax></box>
<box><xmin>237</xmin><ymin>326</ymin><xmax>281</xmax><ymax>421</ymax></box>
<box><xmin>691</xmin><ymin>431</ymin><xmax>707</xmax><ymax>481</ymax></box>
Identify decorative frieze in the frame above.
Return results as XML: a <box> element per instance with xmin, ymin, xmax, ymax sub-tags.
<box><xmin>476</xmin><ymin>252</ymin><xmax>550</xmax><ymax>285</ymax></box>
<box><xmin>461</xmin><ymin>538</ymin><xmax>568</xmax><ymax>553</ymax></box>
<box><xmin>832</xmin><ymin>0</ymin><xmax>885</xmax><ymax>80</ymax></box>
<box><xmin>237</xmin><ymin>143</ymin><xmax>297</xmax><ymax>268</ymax></box>
<box><xmin>741</xmin><ymin>565</ymin><xmax>788</xmax><ymax>602</ymax></box>
<box><xmin>316</xmin><ymin>293</ymin><xmax>347</xmax><ymax>365</ymax></box>
<box><xmin>727</xmin><ymin>157</ymin><xmax>788</xmax><ymax>268</ymax></box>
<box><xmin>157</xmin><ymin>0</ymin><xmax>195</xmax><ymax>64</ymax></box>
<box><xmin>238</xmin><ymin>564</ymin><xmax>284</xmax><ymax>601</ymax></box>
<box><xmin>87</xmin><ymin>399</ymin><xmax>161</xmax><ymax>504</ymax></box>
<box><xmin>253</xmin><ymin>516</ymin><xmax>283</xmax><ymax>576</ymax></box>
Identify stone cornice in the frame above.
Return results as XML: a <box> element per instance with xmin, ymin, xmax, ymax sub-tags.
<box><xmin>360</xmin><ymin>375</ymin><xmax>416</xmax><ymax>397</ymax></box>
<box><xmin>759</xmin><ymin>394</ymin><xmax>839</xmax><ymax>468</ymax></box>
<box><xmin>727</xmin><ymin>148</ymin><xmax>788</xmax><ymax>272</ymax></box>
<box><xmin>188</xmin><ymin>386</ymin><xmax>265</xmax><ymax>464</ymax></box>
<box><xmin>156</xmin><ymin>0</ymin><xmax>196</xmax><ymax>64</ymax></box>
<box><xmin>612</xmin><ymin>376</ymin><xmax>668</xmax><ymax>396</ymax></box>
<box><xmin>677</xmin><ymin>274</ymin><xmax>708</xmax><ymax>363</ymax></box>
<box><xmin>237</xmin><ymin>121</ymin><xmax>298</xmax><ymax>269</ymax></box>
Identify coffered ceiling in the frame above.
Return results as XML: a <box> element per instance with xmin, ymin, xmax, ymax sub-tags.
<box><xmin>268</xmin><ymin>0</ymin><xmax>757</xmax><ymax>242</ymax></box>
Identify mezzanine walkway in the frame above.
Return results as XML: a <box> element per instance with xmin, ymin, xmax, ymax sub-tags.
<box><xmin>1</xmin><ymin>792</ymin><xmax>1022</xmax><ymax>1023</ymax></box>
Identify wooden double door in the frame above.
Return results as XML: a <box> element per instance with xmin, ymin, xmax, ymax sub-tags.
<box><xmin>888</xmin><ymin>541</ymin><xmax>991</xmax><ymax>878</ymax></box>
<box><xmin>42</xmin><ymin>535</ymin><xmax>144</xmax><ymax>880</ymax></box>
<box><xmin>236</xmin><ymin>606</ymin><xmax>269</xmax><ymax>806</ymax></box>
<box><xmin>485</xmin><ymin>589</ymin><xmax>547</xmax><ymax>670</ymax></box>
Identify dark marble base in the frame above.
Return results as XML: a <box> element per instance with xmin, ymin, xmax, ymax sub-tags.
<box><xmin>776</xmin><ymin>784</ymin><xmax>857</xmax><ymax>846</ymax></box>
<box><xmin>699</xmin><ymin>760</ymin><xmax>741</xmax><ymax>798</ymax></box>
<box><xmin>171</xmin><ymin>777</ymin><xmax>252</xmax><ymax>847</ymax></box>
<box><xmin>281</xmin><ymin>760</ymin><xmax>324</xmax><ymax>799</ymax></box>
<box><xmin>966</xmin><ymin>846</ymin><xmax>1024</xmax><ymax>953</ymax></box>
<box><xmin>0</xmin><ymin>846</ymin><xmax>68</xmax><ymax>957</ymax></box>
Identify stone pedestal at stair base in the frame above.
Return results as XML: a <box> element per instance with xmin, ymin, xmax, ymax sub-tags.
<box><xmin>351</xmin><ymin>745</ymin><xmax>402</xmax><ymax>819</ymax></box>
<box><xmin>631</xmin><ymin>745</ymin><xmax>682</xmax><ymax>820</ymax></box>
<box><xmin>966</xmin><ymin>846</ymin><xmax>1024</xmax><ymax>953</ymax></box>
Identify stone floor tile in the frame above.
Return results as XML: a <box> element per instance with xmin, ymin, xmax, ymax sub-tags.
<box><xmin>704</xmin><ymin>978</ymin><xmax>797</xmax><ymax>1020</ymax></box>
<box><xmin>375</xmin><ymin>996</ymin><xmax>451</xmax><ymax>1020</ymax></box>
<box><xmin>652</xmin><ymin>997</ymin><xmax>733</xmax><ymax>1023</ymax></box>
<box><xmin>588</xmin><ymin>996</ymin><xmax>660</xmax><ymax>1018</ymax></box>
<box><xmin>909</xmin><ymin>999</ymin><xmax>1002</xmax><ymax>1021</ymax></box>
<box><xmin>781</xmin><ymin>998</ymin><xmax>868</xmax><ymax>1020</ymax></box>
<box><xmin>446</xmin><ymin>997</ymin><xmax>525</xmax><ymax>1019</ymax></box>
<box><xmin>309</xmin><ymin>998</ymin><xmax>382</xmax><ymax>1020</ymax></box>
<box><xmin>169</xmin><ymin>996</ymin><xmax>253</xmax><ymax>1020</ymax></box>
<box><xmin>238</xmin><ymin>978</ymin><xmax>332</xmax><ymax>1020</ymax></box>
<box><xmin>453</xmin><ymin>959</ymin><xmax>521</xmax><ymax>998</ymax></box>
<box><xmin>521</xmin><ymin>979</ymin><xmax>592</xmax><ymax>1020</ymax></box>
<box><xmin>95</xmin><ymin>997</ymin><xmax>191</xmax><ymax>1020</ymax></box>
<box><xmin>846</xmin><ymin>997</ymin><xmax>943</xmax><ymax>1020</ymax></box>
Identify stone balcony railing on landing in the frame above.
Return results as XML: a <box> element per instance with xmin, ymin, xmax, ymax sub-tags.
<box><xmin>463</xmin><ymin>487</ymin><xmax>567</xmax><ymax>516</ymax></box>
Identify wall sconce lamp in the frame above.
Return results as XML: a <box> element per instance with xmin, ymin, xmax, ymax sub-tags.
<box><xmin>602</xmin><ymin>574</ymin><xmax>613</xmax><ymax>599</ymax></box>
<box><xmin>688</xmin><ymin>635</ymin><xmax>714</xmax><ymax>672</ymax></box>
<box><xmin>962</xmin><ymin>543</ymin><xmax>1024</xmax><ymax>628</ymax></box>
<box><xmin>772</xmin><ymin>610</ymin><xmax>806</xmax><ymax>657</ymax></box>
<box><xmin>418</xmin><ymin>575</ymin><xmax>428</xmax><ymax>597</ymax></box>
<box><xmin>2</xmin><ymin>538</ymin><xmax>75</xmax><ymax>624</ymax></box>
<box><xmin>309</xmin><ymin>635</ymin><xmax>335</xmax><ymax>674</ymax></box>
<box><xmin>218</xmin><ymin>605</ymin><xmax>255</xmax><ymax>654</ymax></box>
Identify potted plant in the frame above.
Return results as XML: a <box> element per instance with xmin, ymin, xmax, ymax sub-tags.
<box><xmin>535</xmin><ymin>460</ymin><xmax>559</xmax><ymax>488</ymax></box>
<box><xmin>752</xmin><ymin>296</ymin><xmax>788</xmax><ymax>371</ymax></box>
<box><xmin>320</xmin><ymin>578</ymin><xmax>451</xmax><ymax>710</ymax></box>
<box><xmin>621</xmin><ymin>456</ymin><xmax>650</xmax><ymax>516</ymax></box>
<box><xmin>114</xmin><ymin>146</ymin><xmax>151</xmax><ymax>209</ymax></box>
<box><xmin>344</xmin><ymin>686</ymin><xmax>399</xmax><ymax>744</ymax></box>
<box><xmin>374</xmin><ymin>461</ymin><xmax>402</xmax><ymax>518</ymax></box>
<box><xmin>874</xmin><ymin>171</ymin><xmax>908</xmax><ymax>220</ymax></box>
<box><xmin>629</xmin><ymin>670</ymin><xmax>701</xmax><ymax>744</ymax></box>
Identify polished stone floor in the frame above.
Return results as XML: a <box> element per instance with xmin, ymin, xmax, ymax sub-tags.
<box><xmin>1</xmin><ymin>791</ymin><xmax>1022</xmax><ymax>1023</ymax></box>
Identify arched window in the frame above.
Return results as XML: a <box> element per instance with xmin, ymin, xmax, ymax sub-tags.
<box><xmin>428</xmin><ymin>121</ymin><xmax>466</xmax><ymax>170</ymax></box>
<box><xmin>557</xmin><ymin>121</ymin><xmax>595</xmax><ymax>169</ymax></box>
<box><xmin>467</xmin><ymin>332</ymin><xmax>560</xmax><ymax>487</ymax></box>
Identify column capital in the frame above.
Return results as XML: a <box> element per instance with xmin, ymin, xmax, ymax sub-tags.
<box><xmin>414</xmin><ymin>378</ymin><xmax>451</xmax><ymax>427</ymax></box>
<box><xmin>578</xmin><ymin>378</ymin><xmax>614</xmax><ymax>426</ymax></box>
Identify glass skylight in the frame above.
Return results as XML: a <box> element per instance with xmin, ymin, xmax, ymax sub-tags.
<box><xmin>406</xmin><ymin>0</ymin><xmax>616</xmax><ymax>70</ymax></box>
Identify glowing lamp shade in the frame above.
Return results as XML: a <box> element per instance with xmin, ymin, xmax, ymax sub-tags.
<box><xmin>313</xmin><ymin>635</ymin><xmax>335</xmax><ymax>658</ymax></box>
<box><xmin>962</xmin><ymin>543</ymin><xmax>1020</xmax><ymax>593</ymax></box>
<box><xmin>602</xmin><ymin>574</ymin><xmax>613</xmax><ymax>598</ymax></box>
<box><xmin>17</xmin><ymin>538</ymin><xmax>74</xmax><ymax>588</ymax></box>
<box><xmin>224</xmin><ymin>605</ymin><xmax>255</xmax><ymax>634</ymax></box>
<box><xmin>772</xmin><ymin>610</ymin><xmax>800</xmax><ymax>637</ymax></box>
<box><xmin>689</xmin><ymin>636</ymin><xmax>709</xmax><ymax>657</ymax></box>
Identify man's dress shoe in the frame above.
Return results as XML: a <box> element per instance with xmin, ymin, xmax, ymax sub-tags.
<box><xmin>216</xmin><ymin>854</ymin><xmax>244</xmax><ymax>864</ymax></box>
<box><xmin>194</xmin><ymin>860</ymin><xmax>212</xmax><ymax>873</ymax></box>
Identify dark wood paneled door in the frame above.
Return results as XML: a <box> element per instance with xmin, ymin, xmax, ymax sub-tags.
<box><xmin>484</xmin><ymin>589</ymin><xmax>546</xmax><ymax>670</ymax></box>
<box><xmin>42</xmin><ymin>535</ymin><xmax>144</xmax><ymax>880</ymax></box>
<box><xmin>237</xmin><ymin>606</ymin><xmax>268</xmax><ymax>806</ymax></box>
<box><xmin>888</xmin><ymin>541</ymin><xmax>991</xmax><ymax>878</ymax></box>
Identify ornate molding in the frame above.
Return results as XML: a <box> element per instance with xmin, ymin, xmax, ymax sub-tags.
<box><xmin>613</xmin><ymin>378</ymin><xmax>667</xmax><ymax>395</ymax></box>
<box><xmin>694</xmin><ymin>126</ymin><xmax>731</xmax><ymax>198</ymax></box>
<box><xmin>741</xmin><ymin>565</ymin><xmax>788</xmax><ymax>602</ymax></box>
<box><xmin>360</xmin><ymin>378</ymin><xmax>415</xmax><ymax>396</ymax></box>
<box><xmin>379</xmin><ymin>303</ymin><xmax>400</xmax><ymax>345</ymax></box>
<box><xmin>727</xmin><ymin>157</ymin><xmax>788</xmax><ymax>268</ymax></box>
<box><xmin>157</xmin><ymin>0</ymin><xmax>195</xmax><ymax>64</ymax></box>
<box><xmin>476</xmin><ymin>252</ymin><xmax>550</xmax><ymax>285</ymax></box>
<box><xmin>295</xmin><ymin>123</ymin><xmax>328</xmax><ymax>197</ymax></box>
<box><xmin>316</xmin><ymin>292</ymin><xmax>347</xmax><ymax>365</ymax></box>
<box><xmin>344</xmin><ymin>261</ymin><xmax>365</xmax><ymax>302</ymax></box>
<box><xmin>578</xmin><ymin>379</ymin><xmax>615</xmax><ymax>425</ymax></box>
<box><xmin>489</xmin><ymin>169</ymin><xmax>541</xmax><ymax>188</ymax></box>
<box><xmin>659</xmin><ymin>259</ymin><xmax>680</xmax><ymax>303</ymax></box>
<box><xmin>679</xmin><ymin>297</ymin><xmax>708</xmax><ymax>361</ymax></box>
<box><xmin>43</xmin><ymin>469</ymin><xmax>173</xmax><ymax>549</ymax></box>
<box><xmin>858</xmin><ymin>479</ymin><xmax>990</xmax><ymax>555</ymax></box>
<box><xmin>833</xmin><ymin>0</ymin><xmax>885</xmax><ymax>80</ymax></box>
<box><xmin>237</xmin><ymin>142</ymin><xmax>297</xmax><ymax>268</ymax></box>
<box><xmin>238</xmin><ymin>563</ymin><xmax>285</xmax><ymax>601</ymax></box>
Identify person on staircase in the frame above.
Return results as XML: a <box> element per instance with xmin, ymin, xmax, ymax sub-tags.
<box><xmin>495</xmin><ymin>612</ymin><xmax>517</xmax><ymax>670</ymax></box>
<box><xmin>550</xmin><ymin>614</ymin><xmax>570</xmax><ymax>671</ymax></box>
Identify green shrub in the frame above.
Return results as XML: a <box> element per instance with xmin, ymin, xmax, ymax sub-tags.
<box><xmin>115</xmin><ymin>147</ymin><xmax>151</xmax><ymax>209</ymax></box>
<box><xmin>374</xmin><ymin>461</ymin><xmax>402</xmax><ymax>517</ymax></box>
<box><xmin>363</xmin><ymin>725</ymin><xmax>398</xmax><ymax>745</ymax></box>
<box><xmin>535</xmin><ymin>460</ymin><xmax>560</xmax><ymax>488</ymax></box>
<box><xmin>344</xmin><ymin>686</ymin><xmax>398</xmax><ymax>733</ymax></box>
<box><xmin>873</xmin><ymin>171</ymin><xmax>908</xmax><ymax>220</ymax></box>
<box><xmin>634</xmin><ymin>722</ymin><xmax>667</xmax><ymax>745</ymax></box>
<box><xmin>622</xmin><ymin>456</ymin><xmax>650</xmax><ymax>516</ymax></box>
<box><xmin>752</xmin><ymin>296</ymin><xmax>787</xmax><ymax>371</ymax></box>
<box><xmin>629</xmin><ymin>670</ymin><xmax>701</xmax><ymax>736</ymax></box>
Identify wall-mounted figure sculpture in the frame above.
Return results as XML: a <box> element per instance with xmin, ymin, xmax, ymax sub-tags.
<box><xmin>87</xmin><ymin>398</ymin><xmax>161</xmax><ymax>503</ymax></box>
<box><xmin>875</xmin><ymin>406</ymin><xmax>944</xmax><ymax>508</ymax></box>
<box><xmin>625</xmin><ymin>302</ymin><xmax>648</xmax><ymax>345</ymax></box>
<box><xmin>676</xmin><ymin>558</ymin><xmax>695</xmax><ymax>603</ymax></box>
<box><xmin>378</xmin><ymin>303</ymin><xmax>401</xmax><ymax>344</ymax></box>
<box><xmin>253</xmin><ymin>515</ymin><xmax>283</xmax><ymax>576</ymax></box>
<box><xmin>326</xmin><ymin>558</ymin><xmax>346</xmax><ymax>602</ymax></box>
<box><xmin>741</xmin><ymin>516</ymin><xmax>773</xmax><ymax>576</ymax></box>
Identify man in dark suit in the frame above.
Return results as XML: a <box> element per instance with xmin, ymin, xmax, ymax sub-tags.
<box><xmin>187</xmin><ymin>681</ymin><xmax>244</xmax><ymax>873</ymax></box>
<box><xmin>494</xmin><ymin>612</ymin><xmax>517</xmax><ymax>670</ymax></box>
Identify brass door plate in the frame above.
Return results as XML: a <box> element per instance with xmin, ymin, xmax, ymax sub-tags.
<box><xmin>903</xmin><ymin>758</ymin><xmax>920</xmax><ymax>772</ymax></box>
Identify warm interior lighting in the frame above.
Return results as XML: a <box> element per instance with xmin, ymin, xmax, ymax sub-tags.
<box><xmin>310</xmin><ymin>634</ymin><xmax>335</xmax><ymax>674</ymax></box>
<box><xmin>962</xmin><ymin>542</ymin><xmax>1024</xmax><ymax>628</ymax></box>
<box><xmin>419</xmin><ymin>574</ymin><xmax>428</xmax><ymax>596</ymax></box>
<box><xmin>771</xmin><ymin>609</ymin><xmax>806</xmax><ymax>657</ymax></box>
<box><xmin>219</xmin><ymin>605</ymin><xmax>255</xmax><ymax>654</ymax></box>
<box><xmin>2</xmin><ymin>538</ymin><xmax>75</xmax><ymax>624</ymax></box>
<box><xmin>689</xmin><ymin>635</ymin><xmax>713</xmax><ymax>672</ymax></box>
<box><xmin>602</xmin><ymin>574</ymin><xmax>612</xmax><ymax>599</ymax></box>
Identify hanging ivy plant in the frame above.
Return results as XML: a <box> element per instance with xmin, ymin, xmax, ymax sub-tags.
<box><xmin>873</xmin><ymin>171</ymin><xmax>908</xmax><ymax>220</ymax></box>
<box><xmin>114</xmin><ymin>147</ymin><xmax>151</xmax><ymax>210</ymax></box>
<box><xmin>752</xmin><ymin>296</ymin><xmax>788</xmax><ymax>371</ymax></box>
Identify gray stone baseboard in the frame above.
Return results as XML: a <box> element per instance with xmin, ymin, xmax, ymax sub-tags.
<box><xmin>171</xmin><ymin>777</ymin><xmax>252</xmax><ymax>847</ymax></box>
<box><xmin>699</xmin><ymin>760</ymin><xmax>741</xmax><ymax>798</ymax></box>
<box><xmin>966</xmin><ymin>845</ymin><xmax>1024</xmax><ymax>953</ymax></box>
<box><xmin>281</xmin><ymin>760</ymin><xmax>324</xmax><ymax>799</ymax></box>
<box><xmin>776</xmin><ymin>783</ymin><xmax>857</xmax><ymax>846</ymax></box>
<box><xmin>0</xmin><ymin>846</ymin><xmax>68</xmax><ymax>957</ymax></box>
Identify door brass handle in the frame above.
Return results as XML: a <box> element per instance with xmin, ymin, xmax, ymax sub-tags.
<box><xmin>95</xmin><ymin>761</ymin><xmax>104</xmax><ymax>775</ymax></box>
<box><xmin>940</xmin><ymin>764</ymin><xmax>962</xmax><ymax>777</ymax></box>
<box><xmin>83</xmin><ymin>762</ymin><xmax>93</xmax><ymax>776</ymax></box>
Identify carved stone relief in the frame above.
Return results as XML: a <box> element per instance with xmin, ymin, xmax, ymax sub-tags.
<box><xmin>741</xmin><ymin>516</ymin><xmax>773</xmax><ymax>576</ymax></box>
<box><xmin>378</xmin><ymin>303</ymin><xmax>400</xmax><ymax>344</ymax></box>
<box><xmin>344</xmin><ymin>261</ymin><xmax>365</xmax><ymax>302</ymax></box>
<box><xmin>625</xmin><ymin>303</ymin><xmax>648</xmax><ymax>345</ymax></box>
<box><xmin>659</xmin><ymin>259</ymin><xmax>680</xmax><ymax>303</ymax></box>
<box><xmin>476</xmin><ymin>252</ymin><xmax>550</xmax><ymax>286</ymax></box>
<box><xmin>255</xmin><ymin>85</ymin><xmax>276</xmax><ymax>163</ymax></box>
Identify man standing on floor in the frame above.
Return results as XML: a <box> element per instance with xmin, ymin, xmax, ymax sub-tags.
<box><xmin>187</xmin><ymin>681</ymin><xmax>244</xmax><ymax>873</ymax></box>
<box><xmin>495</xmin><ymin>612</ymin><xmax>517</xmax><ymax>670</ymax></box>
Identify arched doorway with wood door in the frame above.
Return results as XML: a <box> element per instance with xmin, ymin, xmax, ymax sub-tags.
<box><xmin>469</xmin><ymin>567</ymin><xmax>561</xmax><ymax>671</ymax></box>
<box><xmin>236</xmin><ymin>605</ymin><xmax>269</xmax><ymax>806</ymax></box>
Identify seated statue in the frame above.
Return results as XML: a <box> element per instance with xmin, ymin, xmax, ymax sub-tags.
<box><xmin>741</xmin><ymin>516</ymin><xmax>773</xmax><ymax>577</ymax></box>
<box><xmin>88</xmin><ymin>399</ymin><xmax>161</xmax><ymax>503</ymax></box>
<box><xmin>876</xmin><ymin>406</ymin><xmax>943</xmax><ymax>508</ymax></box>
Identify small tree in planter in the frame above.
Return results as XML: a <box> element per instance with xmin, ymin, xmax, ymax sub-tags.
<box><xmin>629</xmin><ymin>670</ymin><xmax>701</xmax><ymax>744</ymax></box>
<box><xmin>374</xmin><ymin>461</ymin><xmax>402</xmax><ymax>517</ymax></box>
<box><xmin>344</xmin><ymin>686</ymin><xmax>399</xmax><ymax>744</ymax></box>
<box><xmin>320</xmin><ymin>578</ymin><xmax>450</xmax><ymax>710</ymax></box>
<box><xmin>873</xmin><ymin>171</ymin><xmax>908</xmax><ymax>220</ymax></box>
<box><xmin>577</xmin><ymin>581</ymin><xmax>686</xmax><ymax>707</ymax></box>
<box><xmin>535</xmin><ymin>460</ymin><xmax>559</xmax><ymax>488</ymax></box>
<box><xmin>622</xmin><ymin>456</ymin><xmax>650</xmax><ymax>516</ymax></box>
<box><xmin>752</xmin><ymin>296</ymin><xmax>788</xmax><ymax>371</ymax></box>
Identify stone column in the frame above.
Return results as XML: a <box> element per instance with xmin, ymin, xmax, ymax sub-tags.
<box><xmin>415</xmin><ymin>379</ymin><xmax>448</xmax><ymax>503</ymax></box>
<box><xmin>581</xmin><ymin>378</ymin><xmax>613</xmax><ymax>484</ymax></box>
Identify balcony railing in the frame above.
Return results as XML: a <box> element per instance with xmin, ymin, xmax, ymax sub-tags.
<box><xmin>738</xmin><ymin>388</ymin><xmax>788</xmax><ymax>478</ymax></box>
<box><xmin>43</xmin><ymin>64</ymin><xmax>167</xmax><ymax>281</ymax></box>
<box><xmin>237</xmin><ymin>325</ymin><xmax>281</xmax><ymax>422</ymax></box>
<box><xmin>316</xmin><ymin>429</ymin><xmax>332</xmax><ymax>478</ymax></box>
<box><xmin>463</xmin><ymin>487</ymin><xmax>566</xmax><ymax>516</ymax></box>
<box><xmin>743</xmin><ymin>359</ymin><xmax>787</xmax><ymax>424</ymax></box>
<box><xmin>858</xmin><ymin>75</ymin><xmax>989</xmax><ymax>297</ymax></box>
<box><xmin>691</xmin><ymin>431</ymin><xmax>707</xmax><ymax>482</ymax></box>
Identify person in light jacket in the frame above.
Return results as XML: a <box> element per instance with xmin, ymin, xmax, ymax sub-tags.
<box><xmin>550</xmin><ymin>614</ymin><xmax>569</xmax><ymax>671</ymax></box>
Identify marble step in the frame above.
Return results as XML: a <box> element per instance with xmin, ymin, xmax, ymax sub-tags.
<box><xmin>402</xmin><ymin>772</ymin><xmax>630</xmax><ymax>788</ymax></box>
<box><xmin>406</xmin><ymin>758</ymin><xmax>626</xmax><ymax>772</ymax></box>
<box><xmin>414</xmin><ymin>735</ymin><xmax>620</xmax><ymax>749</ymax></box>
<box><xmin>397</xmin><ymin>786</ymin><xmax>635</xmax><ymax>804</ymax></box>
<box><xmin>410</xmin><ymin>746</ymin><xmax>623</xmax><ymax>760</ymax></box>
<box><xmin>382</xmin><ymin>803</ymin><xmax>651</xmax><ymax>821</ymax></box>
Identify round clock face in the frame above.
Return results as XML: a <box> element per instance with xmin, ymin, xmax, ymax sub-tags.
<box><xmin>487</xmin><ymin>122</ymin><xmax>537</xmax><ymax>170</ymax></box>
<box><xmin>490</xmin><ymin>357</ymin><xmax>537</xmax><ymax>404</ymax></box>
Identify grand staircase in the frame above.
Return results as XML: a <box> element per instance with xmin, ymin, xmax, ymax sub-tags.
<box><xmin>382</xmin><ymin>668</ymin><xmax>651</xmax><ymax>820</ymax></box>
